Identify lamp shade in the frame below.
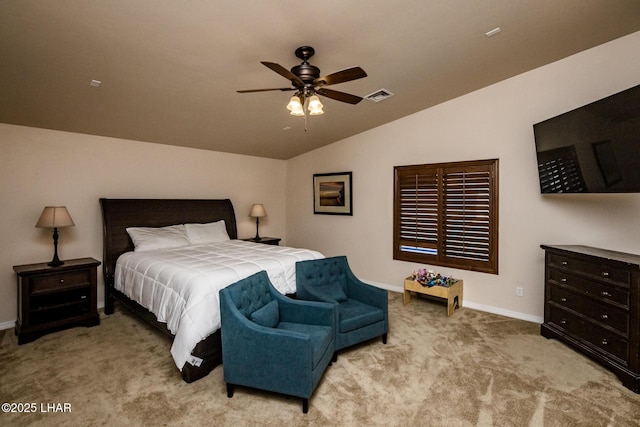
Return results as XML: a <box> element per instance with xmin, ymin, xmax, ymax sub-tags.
<box><xmin>36</xmin><ymin>206</ymin><xmax>75</xmax><ymax>228</ymax></box>
<box><xmin>249</xmin><ymin>204</ymin><xmax>267</xmax><ymax>218</ymax></box>
<box><xmin>308</xmin><ymin>95</ymin><xmax>324</xmax><ymax>115</ymax></box>
<box><xmin>286</xmin><ymin>96</ymin><xmax>304</xmax><ymax>116</ymax></box>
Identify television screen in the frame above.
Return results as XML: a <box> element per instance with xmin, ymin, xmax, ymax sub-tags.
<box><xmin>533</xmin><ymin>84</ymin><xmax>640</xmax><ymax>193</ymax></box>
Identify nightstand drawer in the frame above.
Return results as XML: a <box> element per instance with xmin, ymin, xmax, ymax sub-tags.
<box><xmin>30</xmin><ymin>269</ymin><xmax>92</xmax><ymax>294</ymax></box>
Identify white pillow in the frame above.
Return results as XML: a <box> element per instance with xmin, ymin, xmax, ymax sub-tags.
<box><xmin>185</xmin><ymin>220</ymin><xmax>230</xmax><ymax>244</ymax></box>
<box><xmin>126</xmin><ymin>224</ymin><xmax>190</xmax><ymax>251</ymax></box>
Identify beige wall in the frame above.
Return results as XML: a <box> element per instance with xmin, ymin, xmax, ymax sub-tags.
<box><xmin>0</xmin><ymin>126</ymin><xmax>286</xmax><ymax>327</ymax></box>
<box><xmin>286</xmin><ymin>32</ymin><xmax>640</xmax><ymax>322</ymax></box>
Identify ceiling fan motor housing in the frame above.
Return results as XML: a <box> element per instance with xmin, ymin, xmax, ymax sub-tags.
<box><xmin>291</xmin><ymin>63</ymin><xmax>320</xmax><ymax>84</ymax></box>
<box><xmin>292</xmin><ymin>46</ymin><xmax>320</xmax><ymax>84</ymax></box>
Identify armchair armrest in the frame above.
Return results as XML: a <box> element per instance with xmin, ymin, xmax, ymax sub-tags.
<box><xmin>275</xmin><ymin>293</ymin><xmax>336</xmax><ymax>326</ymax></box>
<box><xmin>345</xmin><ymin>269</ymin><xmax>388</xmax><ymax>310</ymax></box>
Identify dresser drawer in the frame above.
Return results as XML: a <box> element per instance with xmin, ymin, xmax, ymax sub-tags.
<box><xmin>548</xmin><ymin>269</ymin><xmax>629</xmax><ymax>307</ymax></box>
<box><xmin>548</xmin><ymin>285</ymin><xmax>629</xmax><ymax>335</ymax></box>
<box><xmin>548</xmin><ymin>305</ymin><xmax>629</xmax><ymax>364</ymax></box>
<box><xmin>549</xmin><ymin>253</ymin><xmax>631</xmax><ymax>286</ymax></box>
<box><xmin>30</xmin><ymin>269</ymin><xmax>92</xmax><ymax>294</ymax></box>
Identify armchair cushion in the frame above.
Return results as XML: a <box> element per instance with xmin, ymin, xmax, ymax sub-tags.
<box><xmin>338</xmin><ymin>300</ymin><xmax>384</xmax><ymax>333</ymax></box>
<box><xmin>250</xmin><ymin>299</ymin><xmax>279</xmax><ymax>328</ymax></box>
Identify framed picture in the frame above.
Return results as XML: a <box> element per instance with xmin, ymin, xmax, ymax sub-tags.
<box><xmin>313</xmin><ymin>172</ymin><xmax>352</xmax><ymax>215</ymax></box>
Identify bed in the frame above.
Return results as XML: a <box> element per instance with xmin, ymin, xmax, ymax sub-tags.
<box><xmin>100</xmin><ymin>198</ymin><xmax>323</xmax><ymax>383</ymax></box>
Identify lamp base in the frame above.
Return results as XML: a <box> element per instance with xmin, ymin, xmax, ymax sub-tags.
<box><xmin>48</xmin><ymin>227</ymin><xmax>63</xmax><ymax>267</ymax></box>
<box><xmin>254</xmin><ymin>217</ymin><xmax>261</xmax><ymax>241</ymax></box>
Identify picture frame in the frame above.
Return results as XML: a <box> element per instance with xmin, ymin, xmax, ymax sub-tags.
<box><xmin>313</xmin><ymin>172</ymin><xmax>352</xmax><ymax>215</ymax></box>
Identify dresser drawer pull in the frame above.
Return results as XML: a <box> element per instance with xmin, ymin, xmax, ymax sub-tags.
<box><xmin>601</xmin><ymin>291</ymin><xmax>612</xmax><ymax>297</ymax></box>
<box><xmin>560</xmin><ymin>297</ymin><xmax>567</xmax><ymax>302</ymax></box>
<box><xmin>561</xmin><ymin>261</ymin><xmax>568</xmax><ymax>266</ymax></box>
<box><xmin>601</xmin><ymin>272</ymin><xmax>609</xmax><ymax>277</ymax></box>
<box><xmin>601</xmin><ymin>339</ymin><xmax>608</xmax><ymax>345</ymax></box>
<box><xmin>60</xmin><ymin>279</ymin><xmax>65</xmax><ymax>283</ymax></box>
<box><xmin>600</xmin><ymin>314</ymin><xmax>609</xmax><ymax>320</ymax></box>
<box><xmin>561</xmin><ymin>278</ymin><xmax>567</xmax><ymax>283</ymax></box>
<box><xmin>560</xmin><ymin>319</ymin><xmax>567</xmax><ymax>325</ymax></box>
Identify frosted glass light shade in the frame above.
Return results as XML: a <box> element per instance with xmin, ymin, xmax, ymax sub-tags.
<box><xmin>308</xmin><ymin>95</ymin><xmax>324</xmax><ymax>115</ymax></box>
<box><xmin>286</xmin><ymin>96</ymin><xmax>304</xmax><ymax>116</ymax></box>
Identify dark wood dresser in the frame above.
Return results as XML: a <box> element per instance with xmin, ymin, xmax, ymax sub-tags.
<box><xmin>541</xmin><ymin>245</ymin><xmax>640</xmax><ymax>393</ymax></box>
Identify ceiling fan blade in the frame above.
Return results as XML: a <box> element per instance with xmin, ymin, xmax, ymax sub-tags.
<box><xmin>314</xmin><ymin>67</ymin><xmax>367</xmax><ymax>87</ymax></box>
<box><xmin>316</xmin><ymin>88</ymin><xmax>363</xmax><ymax>105</ymax></box>
<box><xmin>261</xmin><ymin>61</ymin><xmax>304</xmax><ymax>87</ymax></box>
<box><xmin>237</xmin><ymin>87</ymin><xmax>296</xmax><ymax>93</ymax></box>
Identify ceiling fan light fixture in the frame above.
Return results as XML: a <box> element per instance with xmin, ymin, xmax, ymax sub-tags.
<box><xmin>308</xmin><ymin>95</ymin><xmax>324</xmax><ymax>115</ymax></box>
<box><xmin>287</xmin><ymin>95</ymin><xmax>304</xmax><ymax>116</ymax></box>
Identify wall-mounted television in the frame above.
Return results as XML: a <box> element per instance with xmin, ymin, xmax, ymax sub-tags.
<box><xmin>533</xmin><ymin>84</ymin><xmax>640</xmax><ymax>193</ymax></box>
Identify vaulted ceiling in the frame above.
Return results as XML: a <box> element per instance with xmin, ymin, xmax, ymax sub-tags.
<box><xmin>1</xmin><ymin>1</ymin><xmax>639</xmax><ymax>159</ymax></box>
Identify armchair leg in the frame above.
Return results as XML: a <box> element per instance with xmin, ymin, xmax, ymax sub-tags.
<box><xmin>382</xmin><ymin>333</ymin><xmax>387</xmax><ymax>344</ymax></box>
<box><xmin>226</xmin><ymin>383</ymin><xmax>234</xmax><ymax>398</ymax></box>
<box><xmin>332</xmin><ymin>351</ymin><xmax>338</xmax><ymax>363</ymax></box>
<box><xmin>302</xmin><ymin>398</ymin><xmax>309</xmax><ymax>414</ymax></box>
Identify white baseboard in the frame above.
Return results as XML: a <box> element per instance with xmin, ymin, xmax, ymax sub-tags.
<box><xmin>364</xmin><ymin>279</ymin><xmax>543</xmax><ymax>324</ymax></box>
<box><xmin>0</xmin><ymin>320</ymin><xmax>15</xmax><ymax>331</ymax></box>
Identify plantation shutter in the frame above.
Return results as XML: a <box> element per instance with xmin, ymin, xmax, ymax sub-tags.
<box><xmin>394</xmin><ymin>159</ymin><xmax>498</xmax><ymax>274</ymax></box>
<box><xmin>397</xmin><ymin>167</ymin><xmax>439</xmax><ymax>255</ymax></box>
<box><xmin>443</xmin><ymin>166</ymin><xmax>492</xmax><ymax>263</ymax></box>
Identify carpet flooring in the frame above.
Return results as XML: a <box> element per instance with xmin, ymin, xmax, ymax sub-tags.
<box><xmin>1</xmin><ymin>292</ymin><xmax>639</xmax><ymax>426</ymax></box>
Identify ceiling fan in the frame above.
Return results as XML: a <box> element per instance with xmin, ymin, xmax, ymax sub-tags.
<box><xmin>237</xmin><ymin>46</ymin><xmax>367</xmax><ymax>116</ymax></box>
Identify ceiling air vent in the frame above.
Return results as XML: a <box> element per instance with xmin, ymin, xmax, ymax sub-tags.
<box><xmin>365</xmin><ymin>89</ymin><xmax>394</xmax><ymax>102</ymax></box>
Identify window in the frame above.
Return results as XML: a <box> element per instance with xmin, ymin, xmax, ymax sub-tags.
<box><xmin>393</xmin><ymin>159</ymin><xmax>499</xmax><ymax>274</ymax></box>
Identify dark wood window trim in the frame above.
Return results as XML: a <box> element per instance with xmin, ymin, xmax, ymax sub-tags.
<box><xmin>393</xmin><ymin>159</ymin><xmax>499</xmax><ymax>274</ymax></box>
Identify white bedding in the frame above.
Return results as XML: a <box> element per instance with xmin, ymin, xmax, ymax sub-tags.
<box><xmin>114</xmin><ymin>239</ymin><xmax>324</xmax><ymax>370</ymax></box>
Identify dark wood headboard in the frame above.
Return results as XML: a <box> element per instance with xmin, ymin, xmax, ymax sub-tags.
<box><xmin>99</xmin><ymin>198</ymin><xmax>238</xmax><ymax>284</ymax></box>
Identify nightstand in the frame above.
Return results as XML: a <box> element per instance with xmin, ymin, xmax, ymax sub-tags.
<box><xmin>13</xmin><ymin>257</ymin><xmax>101</xmax><ymax>344</ymax></box>
<box><xmin>243</xmin><ymin>237</ymin><xmax>281</xmax><ymax>246</ymax></box>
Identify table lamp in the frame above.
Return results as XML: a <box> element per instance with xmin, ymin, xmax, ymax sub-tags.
<box><xmin>249</xmin><ymin>204</ymin><xmax>267</xmax><ymax>241</ymax></box>
<box><xmin>36</xmin><ymin>206</ymin><xmax>75</xmax><ymax>267</ymax></box>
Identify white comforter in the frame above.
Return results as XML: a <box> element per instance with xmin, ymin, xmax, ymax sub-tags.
<box><xmin>114</xmin><ymin>240</ymin><xmax>324</xmax><ymax>370</ymax></box>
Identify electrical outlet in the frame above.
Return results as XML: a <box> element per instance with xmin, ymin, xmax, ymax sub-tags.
<box><xmin>516</xmin><ymin>287</ymin><xmax>524</xmax><ymax>297</ymax></box>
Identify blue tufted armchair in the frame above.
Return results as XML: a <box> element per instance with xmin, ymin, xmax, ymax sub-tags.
<box><xmin>220</xmin><ymin>270</ymin><xmax>336</xmax><ymax>413</ymax></box>
<box><xmin>296</xmin><ymin>256</ymin><xmax>388</xmax><ymax>358</ymax></box>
